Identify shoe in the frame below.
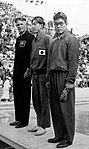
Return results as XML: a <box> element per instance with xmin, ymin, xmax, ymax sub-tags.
<box><xmin>35</xmin><ymin>127</ymin><xmax>46</xmax><ymax>136</ymax></box>
<box><xmin>8</xmin><ymin>99</ymin><xmax>11</xmax><ymax>102</ymax></box>
<box><xmin>1</xmin><ymin>98</ymin><xmax>6</xmax><ymax>102</ymax></box>
<box><xmin>9</xmin><ymin>121</ymin><xmax>20</xmax><ymax>126</ymax></box>
<box><xmin>56</xmin><ymin>139</ymin><xmax>72</xmax><ymax>148</ymax></box>
<box><xmin>28</xmin><ymin>126</ymin><xmax>39</xmax><ymax>132</ymax></box>
<box><xmin>15</xmin><ymin>122</ymin><xmax>28</xmax><ymax>128</ymax></box>
<box><xmin>47</xmin><ymin>137</ymin><xmax>62</xmax><ymax>143</ymax></box>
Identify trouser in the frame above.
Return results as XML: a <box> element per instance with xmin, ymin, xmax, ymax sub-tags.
<box><xmin>13</xmin><ymin>74</ymin><xmax>31</xmax><ymax>125</ymax></box>
<box><xmin>32</xmin><ymin>73</ymin><xmax>50</xmax><ymax>128</ymax></box>
<box><xmin>49</xmin><ymin>71</ymin><xmax>75</xmax><ymax>143</ymax></box>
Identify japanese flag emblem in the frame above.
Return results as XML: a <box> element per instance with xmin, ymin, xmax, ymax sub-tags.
<box><xmin>39</xmin><ymin>49</ymin><xmax>46</xmax><ymax>55</ymax></box>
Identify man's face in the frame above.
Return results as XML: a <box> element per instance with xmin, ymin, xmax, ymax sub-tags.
<box><xmin>31</xmin><ymin>20</ymin><xmax>42</xmax><ymax>33</ymax></box>
<box><xmin>54</xmin><ymin>18</ymin><xmax>67</xmax><ymax>34</ymax></box>
<box><xmin>16</xmin><ymin>20</ymin><xmax>26</xmax><ymax>34</ymax></box>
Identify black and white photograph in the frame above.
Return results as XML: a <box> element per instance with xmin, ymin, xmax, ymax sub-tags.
<box><xmin>0</xmin><ymin>0</ymin><xmax>89</xmax><ymax>148</ymax></box>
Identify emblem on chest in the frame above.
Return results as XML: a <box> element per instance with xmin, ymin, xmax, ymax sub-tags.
<box><xmin>19</xmin><ymin>40</ymin><xmax>26</xmax><ymax>47</ymax></box>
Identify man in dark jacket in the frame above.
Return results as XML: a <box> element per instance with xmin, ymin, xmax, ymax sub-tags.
<box><xmin>9</xmin><ymin>17</ymin><xmax>34</xmax><ymax>128</ymax></box>
<box><xmin>27</xmin><ymin>16</ymin><xmax>52</xmax><ymax>135</ymax></box>
<box><xmin>47</xmin><ymin>12</ymin><xmax>79</xmax><ymax>148</ymax></box>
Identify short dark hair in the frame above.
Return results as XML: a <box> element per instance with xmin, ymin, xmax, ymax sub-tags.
<box><xmin>15</xmin><ymin>17</ymin><xmax>26</xmax><ymax>23</ymax></box>
<box><xmin>53</xmin><ymin>12</ymin><xmax>67</xmax><ymax>23</ymax></box>
<box><xmin>31</xmin><ymin>16</ymin><xmax>45</xmax><ymax>26</ymax></box>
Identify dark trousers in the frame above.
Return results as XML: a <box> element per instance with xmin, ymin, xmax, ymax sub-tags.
<box><xmin>49</xmin><ymin>71</ymin><xmax>75</xmax><ymax>143</ymax></box>
<box><xmin>13</xmin><ymin>74</ymin><xmax>31</xmax><ymax>125</ymax></box>
<box><xmin>32</xmin><ymin>74</ymin><xmax>50</xmax><ymax>128</ymax></box>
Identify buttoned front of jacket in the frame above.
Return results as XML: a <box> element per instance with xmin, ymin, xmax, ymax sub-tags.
<box><xmin>49</xmin><ymin>30</ymin><xmax>79</xmax><ymax>83</ymax></box>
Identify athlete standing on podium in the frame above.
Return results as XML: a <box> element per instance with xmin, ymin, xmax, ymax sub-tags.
<box><xmin>9</xmin><ymin>17</ymin><xmax>34</xmax><ymax>128</ymax></box>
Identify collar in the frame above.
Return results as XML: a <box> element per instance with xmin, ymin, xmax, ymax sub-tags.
<box><xmin>55</xmin><ymin>29</ymin><xmax>68</xmax><ymax>40</ymax></box>
<box><xmin>19</xmin><ymin>30</ymin><xmax>27</xmax><ymax>36</ymax></box>
<box><xmin>35</xmin><ymin>30</ymin><xmax>45</xmax><ymax>41</ymax></box>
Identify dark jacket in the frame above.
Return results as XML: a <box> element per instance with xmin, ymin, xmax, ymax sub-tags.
<box><xmin>48</xmin><ymin>30</ymin><xmax>79</xmax><ymax>83</ymax></box>
<box><xmin>30</xmin><ymin>30</ymin><xmax>52</xmax><ymax>73</ymax></box>
<box><xmin>14</xmin><ymin>30</ymin><xmax>34</xmax><ymax>77</ymax></box>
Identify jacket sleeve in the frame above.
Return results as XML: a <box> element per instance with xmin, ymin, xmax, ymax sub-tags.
<box><xmin>66</xmin><ymin>35</ymin><xmax>79</xmax><ymax>84</ymax></box>
<box><xmin>44</xmin><ymin>35</ymin><xmax>53</xmax><ymax>76</ymax></box>
<box><xmin>27</xmin><ymin>34</ymin><xmax>34</xmax><ymax>69</ymax></box>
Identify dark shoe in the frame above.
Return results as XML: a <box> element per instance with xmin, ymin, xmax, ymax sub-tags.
<box><xmin>1</xmin><ymin>98</ymin><xmax>6</xmax><ymax>102</ymax></box>
<box><xmin>8</xmin><ymin>99</ymin><xmax>11</xmax><ymax>102</ymax></box>
<box><xmin>15</xmin><ymin>122</ymin><xmax>28</xmax><ymax>128</ymax></box>
<box><xmin>47</xmin><ymin>137</ymin><xmax>62</xmax><ymax>143</ymax></box>
<box><xmin>56</xmin><ymin>139</ymin><xmax>72</xmax><ymax>148</ymax></box>
<box><xmin>9</xmin><ymin>121</ymin><xmax>20</xmax><ymax>126</ymax></box>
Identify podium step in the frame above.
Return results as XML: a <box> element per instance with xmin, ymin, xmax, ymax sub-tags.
<box><xmin>0</xmin><ymin>123</ymin><xmax>55</xmax><ymax>149</ymax></box>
